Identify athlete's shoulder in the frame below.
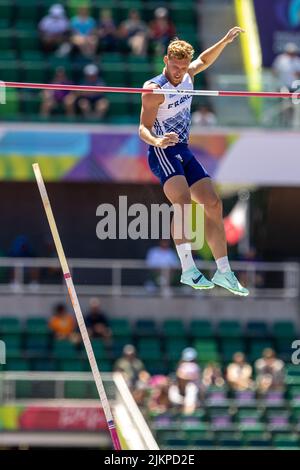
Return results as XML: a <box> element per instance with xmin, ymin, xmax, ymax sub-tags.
<box><xmin>143</xmin><ymin>81</ymin><xmax>160</xmax><ymax>90</ymax></box>
<box><xmin>142</xmin><ymin>75</ymin><xmax>166</xmax><ymax>105</ymax></box>
<box><xmin>183</xmin><ymin>72</ymin><xmax>194</xmax><ymax>85</ymax></box>
<box><xmin>145</xmin><ymin>73</ymin><xmax>169</xmax><ymax>88</ymax></box>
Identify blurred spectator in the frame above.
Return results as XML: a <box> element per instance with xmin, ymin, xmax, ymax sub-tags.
<box><xmin>226</xmin><ymin>352</ymin><xmax>254</xmax><ymax>391</ymax></box>
<box><xmin>9</xmin><ymin>235</ymin><xmax>34</xmax><ymax>258</ymax></box>
<box><xmin>85</xmin><ymin>297</ymin><xmax>112</xmax><ymax>344</ymax></box>
<box><xmin>255</xmin><ymin>348</ymin><xmax>285</xmax><ymax>395</ymax></box>
<box><xmin>48</xmin><ymin>303</ymin><xmax>76</xmax><ymax>340</ymax></box>
<box><xmin>192</xmin><ymin>104</ymin><xmax>217</xmax><ymax>127</ymax></box>
<box><xmin>39</xmin><ymin>4</ymin><xmax>70</xmax><ymax>53</ymax></box>
<box><xmin>40</xmin><ymin>67</ymin><xmax>74</xmax><ymax>117</ymax></box>
<box><xmin>168</xmin><ymin>347</ymin><xmax>201</xmax><ymax>415</ymax></box>
<box><xmin>71</xmin><ymin>6</ymin><xmax>98</xmax><ymax>57</ymax></box>
<box><xmin>68</xmin><ymin>64</ymin><xmax>109</xmax><ymax>119</ymax></box>
<box><xmin>202</xmin><ymin>362</ymin><xmax>225</xmax><ymax>389</ymax></box>
<box><xmin>97</xmin><ymin>9</ymin><xmax>118</xmax><ymax>52</ymax></box>
<box><xmin>147</xmin><ymin>375</ymin><xmax>171</xmax><ymax>414</ymax></box>
<box><xmin>149</xmin><ymin>7</ymin><xmax>176</xmax><ymax>54</ymax></box>
<box><xmin>9</xmin><ymin>235</ymin><xmax>39</xmax><ymax>287</ymax></box>
<box><xmin>146</xmin><ymin>240</ymin><xmax>178</xmax><ymax>269</ymax></box>
<box><xmin>118</xmin><ymin>9</ymin><xmax>148</xmax><ymax>56</ymax></box>
<box><xmin>114</xmin><ymin>344</ymin><xmax>150</xmax><ymax>391</ymax></box>
<box><xmin>145</xmin><ymin>239</ymin><xmax>179</xmax><ymax>290</ymax></box>
<box><xmin>169</xmin><ymin>365</ymin><xmax>200</xmax><ymax>415</ymax></box>
<box><xmin>273</xmin><ymin>43</ymin><xmax>300</xmax><ymax>91</ymax></box>
<box><xmin>177</xmin><ymin>347</ymin><xmax>201</xmax><ymax>381</ymax></box>
<box><xmin>272</xmin><ymin>43</ymin><xmax>300</xmax><ymax>127</ymax></box>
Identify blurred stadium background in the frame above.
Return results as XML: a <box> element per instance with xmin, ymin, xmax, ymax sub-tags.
<box><xmin>0</xmin><ymin>0</ymin><xmax>300</xmax><ymax>451</ymax></box>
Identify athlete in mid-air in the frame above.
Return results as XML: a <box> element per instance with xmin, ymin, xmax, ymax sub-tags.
<box><xmin>139</xmin><ymin>27</ymin><xmax>249</xmax><ymax>296</ymax></box>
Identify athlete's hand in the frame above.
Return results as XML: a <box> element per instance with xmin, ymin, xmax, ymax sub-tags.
<box><xmin>223</xmin><ymin>26</ymin><xmax>245</xmax><ymax>44</ymax></box>
<box><xmin>156</xmin><ymin>132</ymin><xmax>179</xmax><ymax>149</ymax></box>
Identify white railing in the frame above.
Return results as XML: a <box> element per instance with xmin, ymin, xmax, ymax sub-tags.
<box><xmin>0</xmin><ymin>257</ymin><xmax>298</xmax><ymax>298</ymax></box>
<box><xmin>0</xmin><ymin>371</ymin><xmax>113</xmax><ymax>402</ymax></box>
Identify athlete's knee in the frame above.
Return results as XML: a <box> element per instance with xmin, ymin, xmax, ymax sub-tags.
<box><xmin>173</xmin><ymin>191</ymin><xmax>191</xmax><ymax>207</ymax></box>
<box><xmin>204</xmin><ymin>194</ymin><xmax>222</xmax><ymax>214</ymax></box>
<box><xmin>164</xmin><ymin>184</ymin><xmax>191</xmax><ymax>206</ymax></box>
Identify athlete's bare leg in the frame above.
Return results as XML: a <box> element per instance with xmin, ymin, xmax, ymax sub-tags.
<box><xmin>190</xmin><ymin>177</ymin><xmax>249</xmax><ymax>296</ymax></box>
<box><xmin>163</xmin><ymin>175</ymin><xmax>214</xmax><ymax>289</ymax></box>
<box><xmin>190</xmin><ymin>177</ymin><xmax>227</xmax><ymax>261</ymax></box>
<box><xmin>163</xmin><ymin>175</ymin><xmax>192</xmax><ymax>245</ymax></box>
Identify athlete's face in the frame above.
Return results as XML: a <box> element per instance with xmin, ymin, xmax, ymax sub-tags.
<box><xmin>164</xmin><ymin>56</ymin><xmax>191</xmax><ymax>86</ymax></box>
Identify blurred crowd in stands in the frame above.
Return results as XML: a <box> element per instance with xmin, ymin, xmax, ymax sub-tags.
<box><xmin>115</xmin><ymin>344</ymin><xmax>285</xmax><ymax>416</ymax></box>
<box><xmin>39</xmin><ymin>4</ymin><xmax>176</xmax><ymax>59</ymax></box>
<box><xmin>37</xmin><ymin>3</ymin><xmax>178</xmax><ymax>119</ymax></box>
<box><xmin>35</xmin><ymin>3</ymin><xmax>218</xmax><ymax>123</ymax></box>
<box><xmin>45</xmin><ymin>296</ymin><xmax>286</xmax><ymax>417</ymax></box>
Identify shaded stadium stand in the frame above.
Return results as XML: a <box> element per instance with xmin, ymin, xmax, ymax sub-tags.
<box><xmin>2</xmin><ymin>312</ymin><xmax>298</xmax><ymax>449</ymax></box>
<box><xmin>0</xmin><ymin>0</ymin><xmax>204</xmax><ymax>123</ymax></box>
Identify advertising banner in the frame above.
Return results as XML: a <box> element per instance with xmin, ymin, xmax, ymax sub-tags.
<box><xmin>0</xmin><ymin>404</ymin><xmax>107</xmax><ymax>431</ymax></box>
<box><xmin>253</xmin><ymin>0</ymin><xmax>300</xmax><ymax>66</ymax></box>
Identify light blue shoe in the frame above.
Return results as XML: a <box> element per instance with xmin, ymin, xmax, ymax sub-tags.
<box><xmin>212</xmin><ymin>270</ymin><xmax>249</xmax><ymax>296</ymax></box>
<box><xmin>181</xmin><ymin>266</ymin><xmax>215</xmax><ymax>290</ymax></box>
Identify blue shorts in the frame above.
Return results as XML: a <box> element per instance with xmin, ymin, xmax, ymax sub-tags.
<box><xmin>148</xmin><ymin>143</ymin><xmax>210</xmax><ymax>187</ymax></box>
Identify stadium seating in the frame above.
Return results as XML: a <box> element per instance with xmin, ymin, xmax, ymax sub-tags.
<box><xmin>0</xmin><ymin>317</ymin><xmax>22</xmax><ymax>334</ymax></box>
<box><xmin>189</xmin><ymin>320</ymin><xmax>214</xmax><ymax>339</ymax></box>
<box><xmin>162</xmin><ymin>319</ymin><xmax>186</xmax><ymax>339</ymax></box>
<box><xmin>0</xmin><ymin>0</ymin><xmax>202</xmax><ymax>122</ymax></box>
<box><xmin>1</xmin><ymin>316</ymin><xmax>298</xmax><ymax>371</ymax></box>
<box><xmin>1</xmin><ymin>314</ymin><xmax>299</xmax><ymax>449</ymax></box>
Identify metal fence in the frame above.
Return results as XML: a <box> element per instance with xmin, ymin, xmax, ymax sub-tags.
<box><xmin>0</xmin><ymin>257</ymin><xmax>299</xmax><ymax>298</ymax></box>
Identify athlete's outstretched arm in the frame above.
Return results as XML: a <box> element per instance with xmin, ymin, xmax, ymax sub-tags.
<box><xmin>188</xmin><ymin>27</ymin><xmax>245</xmax><ymax>77</ymax></box>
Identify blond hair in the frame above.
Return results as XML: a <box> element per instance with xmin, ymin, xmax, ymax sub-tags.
<box><xmin>167</xmin><ymin>39</ymin><xmax>194</xmax><ymax>61</ymax></box>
